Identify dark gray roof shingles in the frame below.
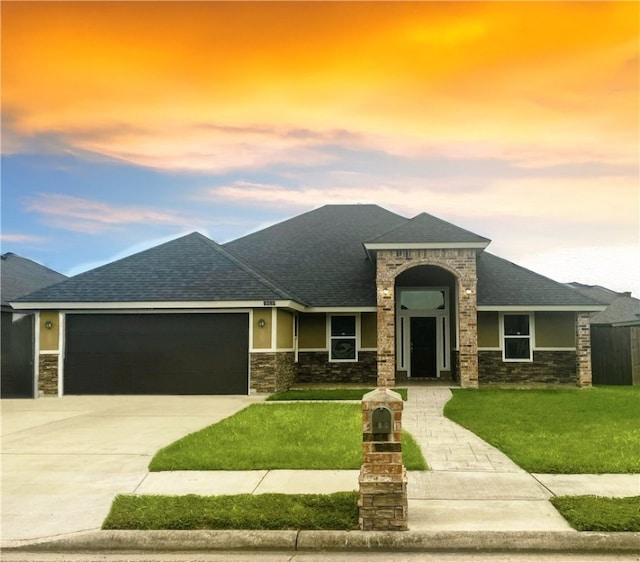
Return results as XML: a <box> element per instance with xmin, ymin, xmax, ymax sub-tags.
<box><xmin>477</xmin><ymin>253</ymin><xmax>603</xmax><ymax>307</ymax></box>
<box><xmin>225</xmin><ymin>205</ymin><xmax>407</xmax><ymax>307</ymax></box>
<box><xmin>1</xmin><ymin>253</ymin><xmax>67</xmax><ymax>307</ymax></box>
<box><xmin>12</xmin><ymin>205</ymin><xmax>606</xmax><ymax>309</ymax></box>
<box><xmin>14</xmin><ymin>233</ymin><xmax>294</xmax><ymax>303</ymax></box>
<box><xmin>367</xmin><ymin>212</ymin><xmax>491</xmax><ymax>245</ymax></box>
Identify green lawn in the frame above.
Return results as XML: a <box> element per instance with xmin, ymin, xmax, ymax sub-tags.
<box><xmin>444</xmin><ymin>387</ymin><xmax>640</xmax><ymax>473</ymax></box>
<box><xmin>150</xmin><ymin>403</ymin><xmax>428</xmax><ymax>471</ymax></box>
<box><xmin>267</xmin><ymin>388</ymin><xmax>408</xmax><ymax>401</ymax></box>
<box><xmin>103</xmin><ymin>492</ymin><xmax>359</xmax><ymax>530</ymax></box>
<box><xmin>551</xmin><ymin>496</ymin><xmax>640</xmax><ymax>531</ymax></box>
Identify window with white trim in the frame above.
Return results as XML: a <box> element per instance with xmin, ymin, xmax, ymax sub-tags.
<box><xmin>503</xmin><ymin>314</ymin><xmax>532</xmax><ymax>361</ymax></box>
<box><xmin>330</xmin><ymin>315</ymin><xmax>357</xmax><ymax>361</ymax></box>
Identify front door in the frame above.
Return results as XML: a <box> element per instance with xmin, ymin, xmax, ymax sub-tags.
<box><xmin>410</xmin><ymin>317</ymin><xmax>437</xmax><ymax>378</ymax></box>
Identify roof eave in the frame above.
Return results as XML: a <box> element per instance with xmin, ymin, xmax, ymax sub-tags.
<box><xmin>477</xmin><ymin>305</ymin><xmax>607</xmax><ymax>312</ymax></box>
<box><xmin>364</xmin><ymin>242</ymin><xmax>490</xmax><ymax>251</ymax></box>
<box><xmin>10</xmin><ymin>300</ymin><xmax>307</xmax><ymax>311</ymax></box>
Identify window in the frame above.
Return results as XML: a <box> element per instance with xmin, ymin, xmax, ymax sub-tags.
<box><xmin>503</xmin><ymin>314</ymin><xmax>532</xmax><ymax>361</ymax></box>
<box><xmin>399</xmin><ymin>289</ymin><xmax>446</xmax><ymax>310</ymax></box>
<box><xmin>330</xmin><ymin>315</ymin><xmax>357</xmax><ymax>361</ymax></box>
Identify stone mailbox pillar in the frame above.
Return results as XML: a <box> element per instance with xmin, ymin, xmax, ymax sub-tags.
<box><xmin>359</xmin><ymin>387</ymin><xmax>408</xmax><ymax>531</ymax></box>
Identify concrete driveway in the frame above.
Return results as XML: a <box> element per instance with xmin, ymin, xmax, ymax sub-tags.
<box><xmin>1</xmin><ymin>394</ymin><xmax>263</xmax><ymax>545</ymax></box>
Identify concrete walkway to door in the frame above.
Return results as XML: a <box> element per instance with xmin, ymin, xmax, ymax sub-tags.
<box><xmin>403</xmin><ymin>386</ymin><xmax>574</xmax><ymax>531</ymax></box>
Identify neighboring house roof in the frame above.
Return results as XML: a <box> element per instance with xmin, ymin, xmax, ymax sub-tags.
<box><xmin>12</xmin><ymin>205</ymin><xmax>604</xmax><ymax>310</ymax></box>
<box><xmin>13</xmin><ymin>233</ymin><xmax>299</xmax><ymax>305</ymax></box>
<box><xmin>365</xmin><ymin>212</ymin><xmax>491</xmax><ymax>248</ymax></box>
<box><xmin>567</xmin><ymin>282</ymin><xmax>640</xmax><ymax>325</ymax></box>
<box><xmin>476</xmin><ymin>253</ymin><xmax>602</xmax><ymax>308</ymax></box>
<box><xmin>1</xmin><ymin>253</ymin><xmax>67</xmax><ymax>309</ymax></box>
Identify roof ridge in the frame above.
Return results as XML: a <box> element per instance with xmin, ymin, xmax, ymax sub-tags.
<box><xmin>192</xmin><ymin>232</ymin><xmax>308</xmax><ymax>305</ymax></box>
<box><xmin>365</xmin><ymin>212</ymin><xmax>490</xmax><ymax>244</ymax></box>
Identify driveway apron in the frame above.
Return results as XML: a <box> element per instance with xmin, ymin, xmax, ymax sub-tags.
<box><xmin>0</xmin><ymin>395</ymin><xmax>263</xmax><ymax>544</ymax></box>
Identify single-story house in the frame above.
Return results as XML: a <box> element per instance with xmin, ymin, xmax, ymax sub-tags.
<box><xmin>1</xmin><ymin>252</ymin><xmax>67</xmax><ymax>398</ymax></box>
<box><xmin>12</xmin><ymin>205</ymin><xmax>604</xmax><ymax>396</ymax></box>
<box><xmin>567</xmin><ymin>283</ymin><xmax>640</xmax><ymax>385</ymax></box>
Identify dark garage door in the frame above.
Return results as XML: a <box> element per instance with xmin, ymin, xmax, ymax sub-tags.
<box><xmin>64</xmin><ymin>313</ymin><xmax>249</xmax><ymax>395</ymax></box>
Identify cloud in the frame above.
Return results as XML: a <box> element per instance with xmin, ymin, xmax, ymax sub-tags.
<box><xmin>3</xmin><ymin>2</ymin><xmax>637</xmax><ymax>172</ymax></box>
<box><xmin>25</xmin><ymin>193</ymin><xmax>192</xmax><ymax>234</ymax></box>
<box><xmin>519</xmin><ymin>245</ymin><xmax>640</xmax><ymax>297</ymax></box>
<box><xmin>0</xmin><ymin>233</ymin><xmax>47</xmax><ymax>244</ymax></box>
<box><xmin>207</xmin><ymin>175</ymin><xmax>637</xmax><ymax>229</ymax></box>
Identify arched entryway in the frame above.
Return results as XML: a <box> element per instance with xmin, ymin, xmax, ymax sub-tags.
<box><xmin>395</xmin><ymin>265</ymin><xmax>457</xmax><ymax>381</ymax></box>
<box><xmin>375</xmin><ymin>248</ymin><xmax>479</xmax><ymax>389</ymax></box>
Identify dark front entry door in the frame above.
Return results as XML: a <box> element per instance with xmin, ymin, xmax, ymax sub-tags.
<box><xmin>410</xmin><ymin>317</ymin><xmax>437</xmax><ymax>378</ymax></box>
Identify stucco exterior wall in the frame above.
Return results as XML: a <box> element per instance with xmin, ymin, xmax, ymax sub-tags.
<box><xmin>252</xmin><ymin>309</ymin><xmax>272</xmax><ymax>349</ymax></box>
<box><xmin>298</xmin><ymin>313</ymin><xmax>326</xmax><ymax>349</ymax></box>
<box><xmin>276</xmin><ymin>309</ymin><xmax>294</xmax><ymax>349</ymax></box>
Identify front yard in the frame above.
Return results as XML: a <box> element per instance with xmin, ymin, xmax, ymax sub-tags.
<box><xmin>105</xmin><ymin>386</ymin><xmax>639</xmax><ymax>532</ymax></box>
<box><xmin>150</xmin><ymin>402</ymin><xmax>428</xmax><ymax>471</ymax></box>
<box><xmin>444</xmin><ymin>386</ymin><xmax>640</xmax><ymax>473</ymax></box>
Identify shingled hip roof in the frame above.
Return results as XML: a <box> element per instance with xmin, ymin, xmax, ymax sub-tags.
<box><xmin>12</xmin><ymin>233</ymin><xmax>301</xmax><ymax>305</ymax></box>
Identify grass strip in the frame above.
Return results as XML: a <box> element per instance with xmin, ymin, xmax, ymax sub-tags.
<box><xmin>267</xmin><ymin>388</ymin><xmax>408</xmax><ymax>401</ymax></box>
<box><xmin>551</xmin><ymin>496</ymin><xmax>640</xmax><ymax>532</ymax></box>
<box><xmin>103</xmin><ymin>492</ymin><xmax>360</xmax><ymax>530</ymax></box>
<box><xmin>150</xmin><ymin>402</ymin><xmax>427</xmax><ymax>471</ymax></box>
<box><xmin>444</xmin><ymin>387</ymin><xmax>640</xmax><ymax>473</ymax></box>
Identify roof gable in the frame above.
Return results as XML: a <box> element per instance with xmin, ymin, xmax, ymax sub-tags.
<box><xmin>365</xmin><ymin>212</ymin><xmax>491</xmax><ymax>248</ymax></box>
<box><xmin>14</xmin><ymin>233</ymin><xmax>296</xmax><ymax>304</ymax></box>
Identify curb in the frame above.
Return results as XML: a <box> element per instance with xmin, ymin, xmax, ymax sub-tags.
<box><xmin>3</xmin><ymin>530</ymin><xmax>640</xmax><ymax>554</ymax></box>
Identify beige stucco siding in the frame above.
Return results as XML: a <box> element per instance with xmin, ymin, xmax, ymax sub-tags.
<box><xmin>477</xmin><ymin>311</ymin><xmax>499</xmax><ymax>348</ymax></box>
<box><xmin>277</xmin><ymin>309</ymin><xmax>294</xmax><ymax>349</ymax></box>
<box><xmin>252</xmin><ymin>309</ymin><xmax>272</xmax><ymax>349</ymax></box>
<box><xmin>39</xmin><ymin>311</ymin><xmax>59</xmax><ymax>351</ymax></box>
<box><xmin>361</xmin><ymin>312</ymin><xmax>377</xmax><ymax>348</ymax></box>
<box><xmin>535</xmin><ymin>312</ymin><xmax>576</xmax><ymax>347</ymax></box>
<box><xmin>298</xmin><ymin>313</ymin><xmax>326</xmax><ymax>349</ymax></box>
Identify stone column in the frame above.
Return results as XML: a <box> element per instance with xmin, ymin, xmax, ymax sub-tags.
<box><xmin>376</xmin><ymin>281</ymin><xmax>396</xmax><ymax>387</ymax></box>
<box><xmin>576</xmin><ymin>312</ymin><xmax>593</xmax><ymax>387</ymax></box>
<box><xmin>457</xmin><ymin>282</ymin><xmax>479</xmax><ymax>388</ymax></box>
<box><xmin>38</xmin><ymin>354</ymin><xmax>59</xmax><ymax>396</ymax></box>
<box><xmin>358</xmin><ymin>388</ymin><xmax>408</xmax><ymax>531</ymax></box>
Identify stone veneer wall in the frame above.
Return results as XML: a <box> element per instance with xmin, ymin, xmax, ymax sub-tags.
<box><xmin>376</xmin><ymin>249</ymin><xmax>479</xmax><ymax>388</ymax></box>
<box><xmin>38</xmin><ymin>354</ymin><xmax>58</xmax><ymax>396</ymax></box>
<box><xmin>576</xmin><ymin>312</ymin><xmax>593</xmax><ymax>387</ymax></box>
<box><xmin>296</xmin><ymin>351</ymin><xmax>377</xmax><ymax>384</ymax></box>
<box><xmin>250</xmin><ymin>352</ymin><xmax>295</xmax><ymax>393</ymax></box>
<box><xmin>478</xmin><ymin>351</ymin><xmax>577</xmax><ymax>384</ymax></box>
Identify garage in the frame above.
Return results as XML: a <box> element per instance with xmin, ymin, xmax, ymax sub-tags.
<box><xmin>64</xmin><ymin>313</ymin><xmax>249</xmax><ymax>395</ymax></box>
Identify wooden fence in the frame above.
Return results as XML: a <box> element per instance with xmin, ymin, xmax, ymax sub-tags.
<box><xmin>591</xmin><ymin>325</ymin><xmax>640</xmax><ymax>385</ymax></box>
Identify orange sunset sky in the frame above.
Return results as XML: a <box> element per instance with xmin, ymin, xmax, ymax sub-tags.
<box><xmin>1</xmin><ymin>1</ymin><xmax>639</xmax><ymax>292</ymax></box>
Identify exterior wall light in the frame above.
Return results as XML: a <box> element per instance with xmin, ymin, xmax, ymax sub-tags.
<box><xmin>45</xmin><ymin>321</ymin><xmax>53</xmax><ymax>330</ymax></box>
<box><xmin>465</xmin><ymin>289</ymin><xmax>472</xmax><ymax>295</ymax></box>
<box><xmin>382</xmin><ymin>288</ymin><xmax>390</xmax><ymax>296</ymax></box>
<box><xmin>257</xmin><ymin>319</ymin><xmax>266</xmax><ymax>328</ymax></box>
